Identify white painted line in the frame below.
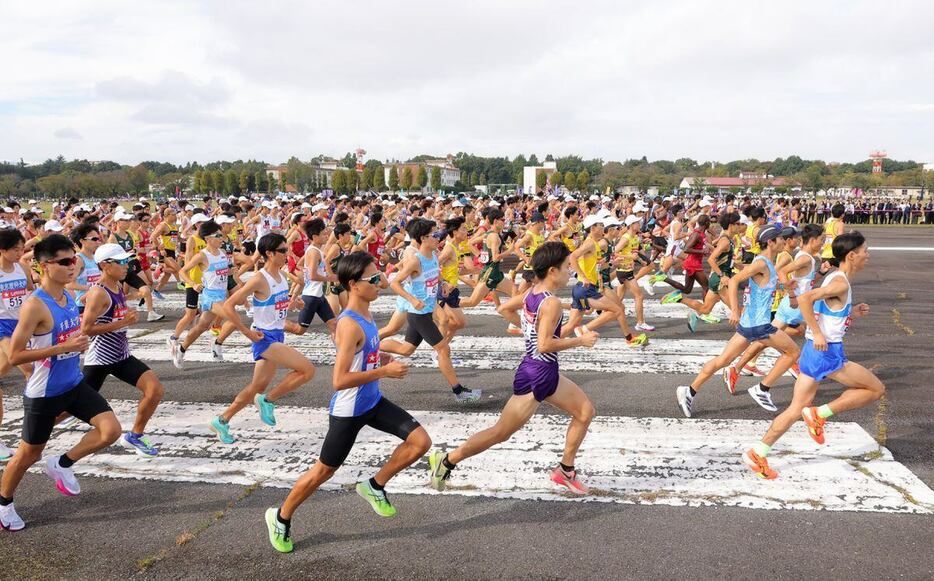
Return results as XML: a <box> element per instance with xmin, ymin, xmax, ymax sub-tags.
<box><xmin>2</xmin><ymin>399</ymin><xmax>930</xmax><ymax>513</ymax></box>
<box><xmin>867</xmin><ymin>246</ymin><xmax>934</xmax><ymax>252</ymax></box>
<box><xmin>129</xmin><ymin>329</ymin><xmax>778</xmax><ymax>374</ymax></box>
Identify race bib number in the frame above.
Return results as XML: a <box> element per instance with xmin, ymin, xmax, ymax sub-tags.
<box><xmin>55</xmin><ymin>325</ymin><xmax>81</xmax><ymax>360</ymax></box>
<box><xmin>479</xmin><ymin>251</ymin><xmax>490</xmax><ymax>264</ymax></box>
<box><xmin>2</xmin><ymin>287</ymin><xmax>27</xmax><ymax>310</ymax></box>
<box><xmin>426</xmin><ymin>276</ymin><xmax>439</xmax><ymax>298</ymax></box>
<box><xmin>274</xmin><ymin>293</ymin><xmax>290</xmax><ymax>320</ymax></box>
<box><xmin>216</xmin><ymin>267</ymin><xmax>229</xmax><ymax>284</ymax></box>
<box><xmin>742</xmin><ymin>286</ymin><xmax>751</xmax><ymax>306</ymax></box>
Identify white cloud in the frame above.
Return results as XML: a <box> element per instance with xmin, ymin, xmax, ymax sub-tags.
<box><xmin>1</xmin><ymin>0</ymin><xmax>932</xmax><ymax>166</ymax></box>
<box><xmin>53</xmin><ymin>127</ymin><xmax>82</xmax><ymax>140</ymax></box>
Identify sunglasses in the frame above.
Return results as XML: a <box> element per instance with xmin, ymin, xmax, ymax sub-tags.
<box><xmin>271</xmin><ymin>247</ymin><xmax>289</xmax><ymax>254</ymax></box>
<box><xmin>85</xmin><ymin>237</ymin><xmax>102</xmax><ymax>242</ymax></box>
<box><xmin>358</xmin><ymin>273</ymin><xmax>381</xmax><ymax>285</ymax></box>
<box><xmin>45</xmin><ymin>256</ymin><xmax>78</xmax><ymax>267</ymax></box>
<box><xmin>208</xmin><ymin>233</ymin><xmax>225</xmax><ymax>239</ymax></box>
<box><xmin>106</xmin><ymin>258</ymin><xmax>131</xmax><ymax>266</ymax></box>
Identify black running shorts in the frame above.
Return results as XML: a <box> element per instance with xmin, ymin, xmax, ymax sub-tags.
<box><xmin>319</xmin><ymin>397</ymin><xmax>420</xmax><ymax>467</ymax></box>
<box><xmin>21</xmin><ymin>382</ymin><xmax>113</xmax><ymax>445</ymax></box>
<box><xmin>403</xmin><ymin>312</ymin><xmax>444</xmax><ymax>347</ymax></box>
<box><xmin>83</xmin><ymin>356</ymin><xmax>151</xmax><ymax>391</ymax></box>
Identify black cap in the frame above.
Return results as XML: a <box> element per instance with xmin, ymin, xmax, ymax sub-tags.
<box><xmin>757</xmin><ymin>225</ymin><xmax>781</xmax><ymax>244</ymax></box>
<box><xmin>779</xmin><ymin>226</ymin><xmax>800</xmax><ymax>238</ymax></box>
<box><xmin>530</xmin><ymin>212</ymin><xmax>545</xmax><ymax>223</ymax></box>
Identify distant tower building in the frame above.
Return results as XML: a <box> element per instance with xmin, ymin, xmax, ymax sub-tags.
<box><xmin>355</xmin><ymin>148</ymin><xmax>366</xmax><ymax>172</ymax></box>
<box><xmin>869</xmin><ymin>150</ymin><xmax>887</xmax><ymax>174</ymax></box>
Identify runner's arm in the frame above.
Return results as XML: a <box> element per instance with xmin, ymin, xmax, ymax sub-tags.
<box><xmin>537</xmin><ymin>296</ymin><xmax>592</xmax><ymax>353</ymax></box>
<box><xmin>797</xmin><ymin>276</ymin><xmax>849</xmax><ymax>349</ymax></box>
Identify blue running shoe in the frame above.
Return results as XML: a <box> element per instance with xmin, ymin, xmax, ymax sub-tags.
<box><xmin>687</xmin><ymin>312</ymin><xmax>698</xmax><ymax>333</ymax></box>
<box><xmin>120</xmin><ymin>432</ymin><xmax>159</xmax><ymax>457</ymax></box>
<box><xmin>209</xmin><ymin>416</ymin><xmax>235</xmax><ymax>444</ymax></box>
<box><xmin>152</xmin><ymin>289</ymin><xmax>166</xmax><ymax>301</ymax></box>
<box><xmin>255</xmin><ymin>394</ymin><xmax>277</xmax><ymax>426</ymax></box>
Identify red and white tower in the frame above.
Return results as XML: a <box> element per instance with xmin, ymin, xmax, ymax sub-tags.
<box><xmin>355</xmin><ymin>148</ymin><xmax>366</xmax><ymax>172</ymax></box>
<box><xmin>869</xmin><ymin>149</ymin><xmax>886</xmax><ymax>174</ymax></box>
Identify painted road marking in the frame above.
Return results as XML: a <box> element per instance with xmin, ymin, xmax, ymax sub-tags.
<box><xmin>149</xmin><ymin>293</ymin><xmax>710</xmax><ymax>320</ymax></box>
<box><xmin>867</xmin><ymin>246</ymin><xmax>934</xmax><ymax>252</ymax></box>
<box><xmin>2</xmin><ymin>399</ymin><xmax>930</xmax><ymax>514</ymax></box>
<box><xmin>130</xmin><ymin>329</ymin><xmax>778</xmax><ymax>374</ymax></box>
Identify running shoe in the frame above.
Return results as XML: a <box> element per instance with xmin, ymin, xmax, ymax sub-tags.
<box><xmin>801</xmin><ymin>407</ymin><xmax>826</xmax><ymax>445</ymax></box>
<box><xmin>212</xmin><ymin>341</ymin><xmax>225</xmax><ymax>362</ymax></box>
<box><xmin>747</xmin><ymin>384</ymin><xmax>778</xmax><ymax>412</ymax></box>
<box><xmin>660</xmin><ymin>290</ymin><xmax>682</xmax><ymax>305</ymax></box>
<box><xmin>57</xmin><ymin>415</ymin><xmax>81</xmax><ymax>430</ymax></box>
<box><xmin>687</xmin><ymin>312</ymin><xmax>698</xmax><ymax>333</ymax></box>
<box><xmin>0</xmin><ymin>442</ymin><xmax>13</xmax><ymax>462</ymax></box>
<box><xmin>209</xmin><ymin>416</ymin><xmax>236</xmax><ymax>444</ymax></box>
<box><xmin>634</xmin><ymin>322</ymin><xmax>655</xmax><ymax>332</ymax></box>
<box><xmin>427</xmin><ymin>450</ymin><xmax>452</xmax><ymax>491</ymax></box>
<box><xmin>627</xmin><ymin>333</ymin><xmax>649</xmax><ymax>347</ymax></box>
<box><xmin>676</xmin><ymin>385</ymin><xmax>694</xmax><ymax>418</ymax></box>
<box><xmin>699</xmin><ymin>313</ymin><xmax>720</xmax><ymax>324</ymax></box>
<box><xmin>167</xmin><ymin>335</ymin><xmax>178</xmax><ymax>359</ymax></box>
<box><xmin>136</xmin><ymin>303</ymin><xmax>147</xmax><ymax>312</ymax></box>
<box><xmin>649</xmin><ymin>273</ymin><xmax>668</xmax><ymax>284</ymax></box>
<box><xmin>722</xmin><ymin>365</ymin><xmax>738</xmax><ymax>395</ymax></box>
<box><xmin>355</xmin><ymin>480</ymin><xmax>397</xmax><ymax>518</ymax></box>
<box><xmin>638</xmin><ymin>276</ymin><xmax>656</xmax><ymax>296</ymax></box>
<box><xmin>176</xmin><ymin>282</ymin><xmax>186</xmax><ymax>291</ymax></box>
<box><xmin>506</xmin><ymin>323</ymin><xmax>522</xmax><ymax>336</ymax></box>
<box><xmin>254</xmin><ymin>394</ymin><xmax>277</xmax><ymax>426</ymax></box>
<box><xmin>453</xmin><ymin>387</ymin><xmax>482</xmax><ymax>403</ymax></box>
<box><xmin>45</xmin><ymin>455</ymin><xmax>81</xmax><ymax>496</ymax></box>
<box><xmin>147</xmin><ymin>311</ymin><xmax>165</xmax><ymax>322</ymax></box>
<box><xmin>120</xmin><ymin>432</ymin><xmax>159</xmax><ymax>457</ymax></box>
<box><xmin>152</xmin><ymin>289</ymin><xmax>166</xmax><ymax>301</ymax></box>
<box><xmin>483</xmin><ymin>293</ymin><xmax>494</xmax><ymax>303</ymax></box>
<box><xmin>788</xmin><ymin>363</ymin><xmax>801</xmax><ymax>379</ymax></box>
<box><xmin>264</xmin><ymin>507</ymin><xmax>293</xmax><ymax>553</ymax></box>
<box><xmin>573</xmin><ymin>325</ymin><xmax>588</xmax><ymax>337</ymax></box>
<box><xmin>172</xmin><ymin>345</ymin><xmax>185</xmax><ymax>369</ymax></box>
<box><xmin>550</xmin><ymin>466</ymin><xmax>589</xmax><ymax>495</ymax></box>
<box><xmin>742</xmin><ymin>364</ymin><xmax>766</xmax><ymax>377</ymax></box>
<box><xmin>0</xmin><ymin>502</ymin><xmax>25</xmax><ymax>531</ymax></box>
<box><xmin>742</xmin><ymin>449</ymin><xmax>778</xmax><ymax>480</ymax></box>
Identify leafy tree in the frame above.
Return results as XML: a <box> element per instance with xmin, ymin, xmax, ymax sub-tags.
<box><xmin>388</xmin><ymin>166</ymin><xmax>399</xmax><ymax>191</ymax></box>
<box><xmin>416</xmin><ymin>165</ymin><xmax>428</xmax><ymax>189</ymax></box>
<box><xmin>239</xmin><ymin>170</ymin><xmax>251</xmax><ymax>193</ymax></box>
<box><xmin>332</xmin><ymin>170</ymin><xmax>345</xmax><ymax>194</ymax></box>
<box><xmin>224</xmin><ymin>170</ymin><xmax>239</xmax><ymax>195</ymax></box>
<box><xmin>211</xmin><ymin>170</ymin><xmax>224</xmax><ymax>193</ymax></box>
<box><xmin>536</xmin><ymin>171</ymin><xmax>547</xmax><ymax>191</ymax></box>
<box><xmin>401</xmin><ymin>167</ymin><xmax>414</xmax><ymax>191</ymax></box>
<box><xmin>127</xmin><ymin>164</ymin><xmax>150</xmax><ymax>194</ymax></box>
<box><xmin>372</xmin><ymin>165</ymin><xmax>386</xmax><ymax>191</ymax></box>
<box><xmin>430</xmin><ymin>166</ymin><xmax>442</xmax><ymax>191</ymax></box>
<box><xmin>564</xmin><ymin>172</ymin><xmax>577</xmax><ymax>191</ymax></box>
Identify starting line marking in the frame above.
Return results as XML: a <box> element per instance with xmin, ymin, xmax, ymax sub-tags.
<box><xmin>1</xmin><ymin>399</ymin><xmax>931</xmax><ymax>514</ymax></box>
<box><xmin>866</xmin><ymin>246</ymin><xmax>934</xmax><ymax>252</ymax></box>
<box><xmin>130</xmin><ymin>329</ymin><xmax>778</xmax><ymax>375</ymax></box>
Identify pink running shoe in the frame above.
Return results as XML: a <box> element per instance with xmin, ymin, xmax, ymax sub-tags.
<box><xmin>550</xmin><ymin>466</ymin><xmax>589</xmax><ymax>495</ymax></box>
<box><xmin>742</xmin><ymin>364</ymin><xmax>767</xmax><ymax>377</ymax></box>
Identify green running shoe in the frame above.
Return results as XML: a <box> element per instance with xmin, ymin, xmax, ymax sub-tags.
<box><xmin>209</xmin><ymin>416</ymin><xmax>235</xmax><ymax>444</ymax></box>
<box><xmin>265</xmin><ymin>508</ymin><xmax>293</xmax><ymax>553</ymax></box>
<box><xmin>649</xmin><ymin>273</ymin><xmax>668</xmax><ymax>284</ymax></box>
<box><xmin>660</xmin><ymin>290</ymin><xmax>683</xmax><ymax>305</ymax></box>
<box><xmin>627</xmin><ymin>333</ymin><xmax>649</xmax><ymax>347</ymax></box>
<box><xmin>355</xmin><ymin>480</ymin><xmax>397</xmax><ymax>518</ymax></box>
<box><xmin>428</xmin><ymin>450</ymin><xmax>452</xmax><ymax>491</ymax></box>
<box><xmin>687</xmin><ymin>312</ymin><xmax>698</xmax><ymax>333</ymax></box>
<box><xmin>699</xmin><ymin>313</ymin><xmax>721</xmax><ymax>324</ymax></box>
<box><xmin>254</xmin><ymin>394</ymin><xmax>277</xmax><ymax>426</ymax></box>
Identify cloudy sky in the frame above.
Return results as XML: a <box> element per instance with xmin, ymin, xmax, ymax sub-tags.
<box><xmin>2</xmin><ymin>1</ymin><xmax>932</xmax><ymax>166</ymax></box>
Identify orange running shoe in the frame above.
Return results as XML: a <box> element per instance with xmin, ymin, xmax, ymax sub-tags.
<box><xmin>742</xmin><ymin>364</ymin><xmax>767</xmax><ymax>377</ymax></box>
<box><xmin>801</xmin><ymin>407</ymin><xmax>826</xmax><ymax>445</ymax></box>
<box><xmin>742</xmin><ymin>449</ymin><xmax>778</xmax><ymax>480</ymax></box>
<box><xmin>722</xmin><ymin>365</ymin><xmax>738</xmax><ymax>395</ymax></box>
<box><xmin>483</xmin><ymin>293</ymin><xmax>494</xmax><ymax>303</ymax></box>
<box><xmin>788</xmin><ymin>363</ymin><xmax>801</xmax><ymax>379</ymax></box>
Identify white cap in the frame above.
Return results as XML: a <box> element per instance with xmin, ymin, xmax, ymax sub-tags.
<box><xmin>452</xmin><ymin>200</ymin><xmax>464</xmax><ymax>207</ymax></box>
<box><xmin>2</xmin><ymin>207</ymin><xmax>12</xmax><ymax>213</ymax></box>
<box><xmin>300</xmin><ymin>202</ymin><xmax>313</xmax><ymax>209</ymax></box>
<box><xmin>94</xmin><ymin>243</ymin><xmax>132</xmax><ymax>263</ymax></box>
<box><xmin>547</xmin><ymin>194</ymin><xmax>558</xmax><ymax>201</ymax></box>
<box><xmin>699</xmin><ymin>199</ymin><xmax>712</xmax><ymax>208</ymax></box>
<box><xmin>589</xmin><ymin>195</ymin><xmax>599</xmax><ymax>201</ymax></box>
<box><xmin>185</xmin><ymin>204</ymin><xmax>195</xmax><ymax>211</ymax></box>
<box><xmin>597</xmin><ymin>208</ymin><xmax>614</xmax><ymax>219</ymax></box>
<box><xmin>603</xmin><ymin>217</ymin><xmax>622</xmax><ymax>228</ymax></box>
<box><xmin>44</xmin><ymin>219</ymin><xmax>64</xmax><ymax>232</ymax></box>
<box><xmin>139</xmin><ymin>196</ymin><xmax>148</xmax><ymax>202</ymax></box>
<box><xmin>216</xmin><ymin>215</ymin><xmax>236</xmax><ymax>225</ymax></box>
<box><xmin>115</xmin><ymin>212</ymin><xmax>134</xmax><ymax>221</ymax></box>
<box><xmin>632</xmin><ymin>202</ymin><xmax>648</xmax><ymax>213</ymax></box>
<box><xmin>168</xmin><ymin>197</ymin><xmax>177</xmax><ymax>202</ymax></box>
<box><xmin>190</xmin><ymin>213</ymin><xmax>212</xmax><ymax>224</ymax></box>
<box><xmin>624</xmin><ymin>215</ymin><xmax>641</xmax><ymax>227</ymax></box>
<box><xmin>488</xmin><ymin>200</ymin><xmax>500</xmax><ymax>207</ymax></box>
<box><xmin>312</xmin><ymin>203</ymin><xmax>328</xmax><ymax>212</ymax></box>
<box><xmin>582</xmin><ymin>214</ymin><xmax>603</xmax><ymax>229</ymax></box>
<box><xmin>18</xmin><ymin>208</ymin><xmax>28</xmax><ymax>215</ymax></box>
<box><xmin>339</xmin><ymin>195</ymin><xmax>348</xmax><ymax>200</ymax></box>
<box><xmin>563</xmin><ymin>195</ymin><xmax>575</xmax><ymax>202</ymax></box>
<box><xmin>28</xmin><ymin>199</ymin><xmax>37</xmax><ymax>205</ymax></box>
<box><xmin>238</xmin><ymin>196</ymin><xmax>249</xmax><ymax>202</ymax></box>
<box><xmin>739</xmin><ymin>215</ymin><xmax>751</xmax><ymax>225</ymax></box>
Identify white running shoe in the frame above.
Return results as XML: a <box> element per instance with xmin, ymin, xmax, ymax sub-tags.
<box><xmin>0</xmin><ymin>442</ymin><xmax>12</xmax><ymax>462</ymax></box>
<box><xmin>172</xmin><ymin>345</ymin><xmax>185</xmax><ymax>369</ymax></box>
<box><xmin>45</xmin><ymin>455</ymin><xmax>81</xmax><ymax>496</ymax></box>
<box><xmin>638</xmin><ymin>276</ymin><xmax>656</xmax><ymax>296</ymax></box>
<box><xmin>167</xmin><ymin>335</ymin><xmax>178</xmax><ymax>358</ymax></box>
<box><xmin>634</xmin><ymin>323</ymin><xmax>655</xmax><ymax>332</ymax></box>
<box><xmin>747</xmin><ymin>384</ymin><xmax>778</xmax><ymax>412</ymax></box>
<box><xmin>211</xmin><ymin>341</ymin><xmax>225</xmax><ymax>362</ymax></box>
<box><xmin>676</xmin><ymin>385</ymin><xmax>694</xmax><ymax>418</ymax></box>
<box><xmin>147</xmin><ymin>311</ymin><xmax>165</xmax><ymax>322</ymax></box>
<box><xmin>0</xmin><ymin>502</ymin><xmax>25</xmax><ymax>531</ymax></box>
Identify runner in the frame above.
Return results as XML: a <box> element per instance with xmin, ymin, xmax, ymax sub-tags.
<box><xmin>820</xmin><ymin>203</ymin><xmax>845</xmax><ymax>268</ymax></box>
<box><xmin>66</xmin><ymin>222</ymin><xmax>103</xmax><ymax>312</ymax></box>
<box><xmin>614</xmin><ymin>215</ymin><xmax>656</xmax><ymax>332</ymax></box>
<box><xmin>675</xmin><ymin>225</ymin><xmax>801</xmax><ymax>417</ymax></box>
<box><xmin>0</xmin><ymin>228</ymin><xmax>34</xmax><ymax>462</ymax></box>
<box><xmin>427</xmin><ymin>241</ymin><xmax>598</xmax><ymax>494</ymax></box>
<box><xmin>209</xmin><ymin>233</ymin><xmax>317</xmax><ymax>444</ymax></box>
<box><xmin>108</xmin><ymin>212</ymin><xmax>163</xmax><ymax>322</ymax></box>
<box><xmin>459</xmin><ymin>208</ymin><xmax>515</xmax><ymax>308</ymax></box>
<box><xmin>264</xmin><ymin>251</ymin><xmax>430</xmax><ymax>553</ymax></box>
<box><xmin>80</xmin><ymin>243</ymin><xmax>164</xmax><ymax>457</ymax></box>
<box><xmin>172</xmin><ymin>220</ymin><xmax>231</xmax><ymax>368</ymax></box>
<box><xmin>0</xmin><ymin>234</ymin><xmax>121</xmax><ymax>532</ymax></box>
<box><xmin>743</xmin><ymin>231</ymin><xmax>882</xmax><ymax>479</ymax></box>
<box><xmin>386</xmin><ymin>219</ymin><xmax>481</xmax><ymax>402</ymax></box>
<box><xmin>291</xmin><ymin>218</ymin><xmax>337</xmax><ymax>336</ymax></box>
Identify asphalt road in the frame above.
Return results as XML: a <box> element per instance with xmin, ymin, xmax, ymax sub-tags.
<box><xmin>1</xmin><ymin>225</ymin><xmax>932</xmax><ymax>580</ymax></box>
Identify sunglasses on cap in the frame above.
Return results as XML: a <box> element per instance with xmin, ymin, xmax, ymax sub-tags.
<box><xmin>45</xmin><ymin>256</ymin><xmax>78</xmax><ymax>267</ymax></box>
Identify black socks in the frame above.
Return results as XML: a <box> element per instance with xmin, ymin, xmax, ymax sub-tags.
<box><xmin>369</xmin><ymin>477</ymin><xmax>384</xmax><ymax>491</ymax></box>
<box><xmin>688</xmin><ymin>387</ymin><xmax>697</xmax><ymax>397</ymax></box>
<box><xmin>760</xmin><ymin>383</ymin><xmax>771</xmax><ymax>392</ymax></box>
<box><xmin>276</xmin><ymin>509</ymin><xmax>291</xmax><ymax>533</ymax></box>
<box><xmin>451</xmin><ymin>384</ymin><xmax>465</xmax><ymax>395</ymax></box>
<box><xmin>442</xmin><ymin>455</ymin><xmax>456</xmax><ymax>471</ymax></box>
<box><xmin>59</xmin><ymin>453</ymin><xmax>75</xmax><ymax>469</ymax></box>
<box><xmin>0</xmin><ymin>495</ymin><xmax>12</xmax><ymax>506</ymax></box>
<box><xmin>559</xmin><ymin>462</ymin><xmax>575</xmax><ymax>474</ymax></box>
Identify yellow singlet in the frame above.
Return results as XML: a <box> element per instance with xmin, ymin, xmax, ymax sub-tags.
<box><xmin>821</xmin><ymin>218</ymin><xmax>838</xmax><ymax>259</ymax></box>
<box><xmin>186</xmin><ymin>236</ymin><xmax>207</xmax><ymax>287</ymax></box>
<box><xmin>441</xmin><ymin>241</ymin><xmax>460</xmax><ymax>286</ymax></box>
<box><xmin>578</xmin><ymin>237</ymin><xmax>600</xmax><ymax>285</ymax></box>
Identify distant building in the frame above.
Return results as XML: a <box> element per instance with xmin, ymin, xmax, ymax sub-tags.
<box><xmin>522</xmin><ymin>161</ymin><xmax>557</xmax><ymax>193</ymax></box>
<box><xmin>383</xmin><ymin>155</ymin><xmax>460</xmax><ymax>191</ymax></box>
